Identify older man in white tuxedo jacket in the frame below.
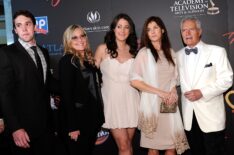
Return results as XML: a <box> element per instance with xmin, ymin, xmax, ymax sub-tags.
<box><xmin>177</xmin><ymin>17</ymin><xmax>233</xmax><ymax>155</ymax></box>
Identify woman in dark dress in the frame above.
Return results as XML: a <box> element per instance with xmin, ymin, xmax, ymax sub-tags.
<box><xmin>58</xmin><ymin>24</ymin><xmax>104</xmax><ymax>155</ymax></box>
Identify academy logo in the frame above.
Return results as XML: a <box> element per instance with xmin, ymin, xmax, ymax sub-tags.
<box><xmin>170</xmin><ymin>0</ymin><xmax>209</xmax><ymax>17</ymax></box>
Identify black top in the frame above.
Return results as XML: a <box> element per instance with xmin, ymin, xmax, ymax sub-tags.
<box><xmin>58</xmin><ymin>54</ymin><xmax>104</xmax><ymax>133</ymax></box>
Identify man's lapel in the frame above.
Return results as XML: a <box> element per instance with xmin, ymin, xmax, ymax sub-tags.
<box><xmin>192</xmin><ymin>42</ymin><xmax>211</xmax><ymax>87</ymax></box>
<box><xmin>178</xmin><ymin>49</ymin><xmax>191</xmax><ymax>91</ymax></box>
<box><xmin>15</xmin><ymin>41</ymin><xmax>45</xmax><ymax>83</ymax></box>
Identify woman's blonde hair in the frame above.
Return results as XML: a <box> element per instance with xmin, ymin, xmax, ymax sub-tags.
<box><xmin>63</xmin><ymin>24</ymin><xmax>95</xmax><ymax>66</ymax></box>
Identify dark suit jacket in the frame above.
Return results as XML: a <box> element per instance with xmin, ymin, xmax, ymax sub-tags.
<box><xmin>0</xmin><ymin>104</ymin><xmax>12</xmax><ymax>152</ymax></box>
<box><xmin>58</xmin><ymin>54</ymin><xmax>104</xmax><ymax>133</ymax></box>
<box><xmin>0</xmin><ymin>41</ymin><xmax>57</xmax><ymax>139</ymax></box>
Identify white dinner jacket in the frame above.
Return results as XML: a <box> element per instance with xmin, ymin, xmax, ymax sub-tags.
<box><xmin>177</xmin><ymin>41</ymin><xmax>233</xmax><ymax>132</ymax></box>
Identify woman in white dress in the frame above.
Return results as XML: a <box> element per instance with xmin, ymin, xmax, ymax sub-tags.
<box><xmin>130</xmin><ymin>16</ymin><xmax>189</xmax><ymax>155</ymax></box>
<box><xmin>95</xmin><ymin>13</ymin><xmax>140</xmax><ymax>155</ymax></box>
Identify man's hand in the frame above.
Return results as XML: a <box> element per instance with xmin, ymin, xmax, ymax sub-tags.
<box><xmin>0</xmin><ymin>119</ymin><xmax>4</xmax><ymax>134</ymax></box>
<box><xmin>53</xmin><ymin>95</ymin><xmax>61</xmax><ymax>108</ymax></box>
<box><xmin>184</xmin><ymin>89</ymin><xmax>203</xmax><ymax>102</ymax></box>
<box><xmin>13</xmin><ymin>129</ymin><xmax>30</xmax><ymax>148</ymax></box>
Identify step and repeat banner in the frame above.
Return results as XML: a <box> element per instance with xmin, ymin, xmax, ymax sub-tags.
<box><xmin>11</xmin><ymin>0</ymin><xmax>234</xmax><ymax>154</ymax></box>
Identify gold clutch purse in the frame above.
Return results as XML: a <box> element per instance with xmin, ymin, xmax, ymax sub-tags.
<box><xmin>160</xmin><ymin>102</ymin><xmax>177</xmax><ymax>113</ymax></box>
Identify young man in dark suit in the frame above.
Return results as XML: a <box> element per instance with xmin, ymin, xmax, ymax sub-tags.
<box><xmin>0</xmin><ymin>10</ymin><xmax>58</xmax><ymax>155</ymax></box>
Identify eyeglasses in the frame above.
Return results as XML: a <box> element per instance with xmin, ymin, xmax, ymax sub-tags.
<box><xmin>71</xmin><ymin>34</ymin><xmax>86</xmax><ymax>41</ymax></box>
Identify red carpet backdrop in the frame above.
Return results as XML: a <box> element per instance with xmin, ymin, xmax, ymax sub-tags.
<box><xmin>10</xmin><ymin>0</ymin><xmax>234</xmax><ymax>154</ymax></box>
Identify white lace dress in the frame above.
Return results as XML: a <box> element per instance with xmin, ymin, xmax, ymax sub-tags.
<box><xmin>130</xmin><ymin>47</ymin><xmax>189</xmax><ymax>154</ymax></box>
<box><xmin>100</xmin><ymin>55</ymin><xmax>140</xmax><ymax>129</ymax></box>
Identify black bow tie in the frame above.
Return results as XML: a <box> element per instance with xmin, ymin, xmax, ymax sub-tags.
<box><xmin>185</xmin><ymin>47</ymin><xmax>198</xmax><ymax>55</ymax></box>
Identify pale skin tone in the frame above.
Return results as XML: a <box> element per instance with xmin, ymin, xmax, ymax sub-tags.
<box><xmin>181</xmin><ymin>19</ymin><xmax>203</xmax><ymax>102</ymax></box>
<box><xmin>95</xmin><ymin>18</ymin><xmax>135</xmax><ymax>155</ymax></box>
<box><xmin>67</xmin><ymin>28</ymin><xmax>87</xmax><ymax>142</ymax></box>
<box><xmin>130</xmin><ymin>21</ymin><xmax>177</xmax><ymax>155</ymax></box>
<box><xmin>12</xmin><ymin>15</ymin><xmax>38</xmax><ymax>149</ymax></box>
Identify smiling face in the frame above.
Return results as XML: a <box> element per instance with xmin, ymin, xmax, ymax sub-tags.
<box><xmin>181</xmin><ymin>19</ymin><xmax>202</xmax><ymax>47</ymax></box>
<box><xmin>114</xmin><ymin>18</ymin><xmax>130</xmax><ymax>42</ymax></box>
<box><xmin>70</xmin><ymin>28</ymin><xmax>87</xmax><ymax>53</ymax></box>
<box><xmin>14</xmin><ymin>15</ymin><xmax>36</xmax><ymax>44</ymax></box>
<box><xmin>147</xmin><ymin>21</ymin><xmax>164</xmax><ymax>43</ymax></box>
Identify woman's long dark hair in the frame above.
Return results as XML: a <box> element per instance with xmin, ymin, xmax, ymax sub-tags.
<box><xmin>104</xmin><ymin>13</ymin><xmax>138</xmax><ymax>58</ymax></box>
<box><xmin>141</xmin><ymin>16</ymin><xmax>175</xmax><ymax>65</ymax></box>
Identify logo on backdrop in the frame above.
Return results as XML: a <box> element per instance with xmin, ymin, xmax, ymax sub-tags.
<box><xmin>170</xmin><ymin>0</ymin><xmax>220</xmax><ymax>17</ymax></box>
<box><xmin>84</xmin><ymin>10</ymin><xmax>109</xmax><ymax>33</ymax></box>
<box><xmin>87</xmin><ymin>11</ymin><xmax>101</xmax><ymax>23</ymax></box>
<box><xmin>95</xmin><ymin>128</ymin><xmax>109</xmax><ymax>145</ymax></box>
<box><xmin>225</xmin><ymin>90</ymin><xmax>234</xmax><ymax>113</ymax></box>
<box><xmin>43</xmin><ymin>43</ymin><xmax>63</xmax><ymax>55</ymax></box>
<box><xmin>35</xmin><ymin>16</ymin><xmax>49</xmax><ymax>34</ymax></box>
<box><xmin>45</xmin><ymin>0</ymin><xmax>61</xmax><ymax>7</ymax></box>
<box><xmin>207</xmin><ymin>0</ymin><xmax>220</xmax><ymax>15</ymax></box>
<box><xmin>223</xmin><ymin>32</ymin><xmax>234</xmax><ymax>45</ymax></box>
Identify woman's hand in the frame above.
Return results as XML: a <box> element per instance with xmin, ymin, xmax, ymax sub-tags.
<box><xmin>158</xmin><ymin>90</ymin><xmax>171</xmax><ymax>104</ymax></box>
<box><xmin>68</xmin><ymin>130</ymin><xmax>80</xmax><ymax>141</ymax></box>
<box><xmin>0</xmin><ymin>119</ymin><xmax>4</xmax><ymax>134</ymax></box>
<box><xmin>168</xmin><ymin>87</ymin><xmax>178</xmax><ymax>104</ymax></box>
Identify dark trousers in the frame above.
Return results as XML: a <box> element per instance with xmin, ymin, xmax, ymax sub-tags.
<box><xmin>185</xmin><ymin>113</ymin><xmax>225</xmax><ymax>155</ymax></box>
<box><xmin>59</xmin><ymin>127</ymin><xmax>100</xmax><ymax>155</ymax></box>
<box><xmin>11</xmin><ymin>132</ymin><xmax>56</xmax><ymax>155</ymax></box>
<box><xmin>0</xmin><ymin>130</ymin><xmax>12</xmax><ymax>155</ymax></box>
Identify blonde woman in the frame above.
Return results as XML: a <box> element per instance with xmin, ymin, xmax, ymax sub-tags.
<box><xmin>58</xmin><ymin>25</ymin><xmax>104</xmax><ymax>155</ymax></box>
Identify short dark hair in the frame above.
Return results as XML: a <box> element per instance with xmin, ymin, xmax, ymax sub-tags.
<box><xmin>13</xmin><ymin>10</ymin><xmax>36</xmax><ymax>28</ymax></box>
